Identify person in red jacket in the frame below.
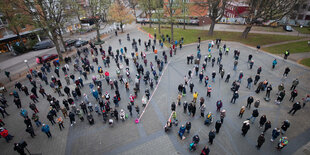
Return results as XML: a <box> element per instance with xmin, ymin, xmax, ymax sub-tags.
<box><xmin>0</xmin><ymin>127</ymin><xmax>14</xmax><ymax>142</ymax></box>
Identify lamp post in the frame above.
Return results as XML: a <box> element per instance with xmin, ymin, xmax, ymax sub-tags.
<box><xmin>298</xmin><ymin>25</ymin><xmax>303</xmax><ymax>37</ymax></box>
<box><xmin>24</xmin><ymin>59</ymin><xmax>30</xmax><ymax>70</ymax></box>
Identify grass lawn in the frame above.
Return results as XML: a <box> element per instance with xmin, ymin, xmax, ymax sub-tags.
<box><xmin>300</xmin><ymin>58</ymin><xmax>310</xmax><ymax>67</ymax></box>
<box><xmin>142</xmin><ymin>27</ymin><xmax>304</xmax><ymax>47</ymax></box>
<box><xmin>263</xmin><ymin>41</ymin><xmax>310</xmax><ymax>54</ymax></box>
<box><xmin>293</xmin><ymin>26</ymin><xmax>310</xmax><ymax>34</ymax></box>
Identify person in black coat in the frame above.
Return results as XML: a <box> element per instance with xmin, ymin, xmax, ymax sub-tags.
<box><xmin>288</xmin><ymin>102</ymin><xmax>301</xmax><ymax>115</ymax></box>
<box><xmin>242</xmin><ymin>120</ymin><xmax>250</xmax><ymax>136</ymax></box>
<box><xmin>186</xmin><ymin>122</ymin><xmax>191</xmax><ymax>133</ymax></box>
<box><xmin>25</xmin><ymin>125</ymin><xmax>36</xmax><ymax>138</ymax></box>
<box><xmin>215</xmin><ymin>120</ymin><xmax>222</xmax><ymax>133</ymax></box>
<box><xmin>263</xmin><ymin>121</ymin><xmax>271</xmax><ymax>133</ymax></box>
<box><xmin>208</xmin><ymin>129</ymin><xmax>216</xmax><ymax>144</ymax></box>
<box><xmin>24</xmin><ymin>117</ymin><xmax>32</xmax><ymax>127</ymax></box>
<box><xmin>259</xmin><ymin>115</ymin><xmax>267</xmax><ymax>128</ymax></box>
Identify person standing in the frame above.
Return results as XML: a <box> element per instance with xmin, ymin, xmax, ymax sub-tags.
<box><xmin>247</xmin><ymin>77</ymin><xmax>253</xmax><ymax>89</ymax></box>
<box><xmin>231</xmin><ymin>91</ymin><xmax>239</xmax><ymax>104</ymax></box>
<box><xmin>271</xmin><ymin>128</ymin><xmax>281</xmax><ymax>142</ymax></box>
<box><xmin>56</xmin><ymin>116</ymin><xmax>65</xmax><ymax>130</ymax></box>
<box><xmin>178</xmin><ymin>125</ymin><xmax>186</xmax><ymax>139</ymax></box>
<box><xmin>276</xmin><ymin>137</ymin><xmax>288</xmax><ymax>151</ymax></box>
<box><xmin>248</xmin><ymin>108</ymin><xmax>259</xmax><ymax>124</ymax></box>
<box><xmin>256</xmin><ymin>134</ymin><xmax>265</xmax><ymax>149</ymax></box>
<box><xmin>216</xmin><ymin>100</ymin><xmax>223</xmax><ymax>112</ymax></box>
<box><xmin>266</xmin><ymin>84</ymin><xmax>272</xmax><ymax>99</ymax></box>
<box><xmin>200</xmin><ymin>104</ymin><xmax>206</xmax><ymax>117</ymax></box>
<box><xmin>259</xmin><ymin>115</ymin><xmax>267</xmax><ymax>128</ymax></box>
<box><xmin>215</xmin><ymin>120</ymin><xmax>222</xmax><ymax>133</ymax></box>
<box><xmin>246</xmin><ymin>96</ymin><xmax>254</xmax><ymax>109</ymax></box>
<box><xmin>283</xmin><ymin>67</ymin><xmax>290</xmax><ymax>77</ymax></box>
<box><xmin>242</xmin><ymin>120</ymin><xmax>250</xmax><ymax>136</ymax></box>
<box><xmin>288</xmin><ymin>102</ymin><xmax>301</xmax><ymax>115</ymax></box>
<box><xmin>25</xmin><ymin>125</ymin><xmax>36</xmax><ymax>138</ymax></box>
<box><xmin>220</xmin><ymin>109</ymin><xmax>226</xmax><ymax>123</ymax></box>
<box><xmin>207</xmin><ymin>85</ymin><xmax>212</xmax><ymax>97</ymax></box>
<box><xmin>69</xmin><ymin>112</ymin><xmax>76</xmax><ymax>126</ymax></box>
<box><xmin>263</xmin><ymin>121</ymin><xmax>271</xmax><ymax>133</ymax></box>
<box><xmin>192</xmin><ymin>104</ymin><xmax>196</xmax><ymax>117</ymax></box>
<box><xmin>189</xmin><ymin>82</ymin><xmax>194</xmax><ymax>93</ymax></box>
<box><xmin>289</xmin><ymin>90</ymin><xmax>298</xmax><ymax>102</ymax></box>
<box><xmin>290</xmin><ymin>79</ymin><xmax>299</xmax><ymax>90</ymax></box>
<box><xmin>281</xmin><ymin>120</ymin><xmax>290</xmax><ymax>134</ymax></box>
<box><xmin>201</xmin><ymin>145</ymin><xmax>210</xmax><ymax>155</ymax></box>
<box><xmin>41</xmin><ymin>124</ymin><xmax>52</xmax><ymax>138</ymax></box>
<box><xmin>238</xmin><ymin>106</ymin><xmax>245</xmax><ymax>118</ymax></box>
<box><xmin>185</xmin><ymin>122</ymin><xmax>191</xmax><ymax>133</ymax></box>
<box><xmin>192</xmin><ymin>92</ymin><xmax>198</xmax><ymax>103</ymax></box>
<box><xmin>127</xmin><ymin>103</ymin><xmax>132</xmax><ymax>116</ymax></box>
<box><xmin>183</xmin><ymin>101</ymin><xmax>188</xmax><ymax>113</ymax></box>
<box><xmin>208</xmin><ymin>129</ymin><xmax>216</xmax><ymax>144</ymax></box>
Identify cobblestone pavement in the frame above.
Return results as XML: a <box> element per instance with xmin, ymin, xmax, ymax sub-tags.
<box><xmin>0</xmin><ymin>25</ymin><xmax>309</xmax><ymax>155</ymax></box>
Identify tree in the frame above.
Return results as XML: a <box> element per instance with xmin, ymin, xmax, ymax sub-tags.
<box><xmin>194</xmin><ymin>0</ymin><xmax>227</xmax><ymax>36</ymax></box>
<box><xmin>139</xmin><ymin>0</ymin><xmax>155</xmax><ymax>28</ymax></box>
<box><xmin>241</xmin><ymin>0</ymin><xmax>300</xmax><ymax>38</ymax></box>
<box><xmin>67</xmin><ymin>0</ymin><xmax>86</xmax><ymax>31</ymax></box>
<box><xmin>88</xmin><ymin>0</ymin><xmax>111</xmax><ymax>42</ymax></box>
<box><xmin>153</xmin><ymin>0</ymin><xmax>165</xmax><ymax>34</ymax></box>
<box><xmin>165</xmin><ymin>0</ymin><xmax>179</xmax><ymax>43</ymax></box>
<box><xmin>178</xmin><ymin>0</ymin><xmax>190</xmax><ymax>30</ymax></box>
<box><xmin>15</xmin><ymin>0</ymin><xmax>68</xmax><ymax>61</ymax></box>
<box><xmin>108</xmin><ymin>0</ymin><xmax>135</xmax><ymax>33</ymax></box>
<box><xmin>128</xmin><ymin>0</ymin><xmax>139</xmax><ymax>20</ymax></box>
<box><xmin>0</xmin><ymin>0</ymin><xmax>32</xmax><ymax>51</ymax></box>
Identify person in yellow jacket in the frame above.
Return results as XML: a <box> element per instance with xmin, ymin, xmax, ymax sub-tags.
<box><xmin>193</xmin><ymin>92</ymin><xmax>198</xmax><ymax>103</ymax></box>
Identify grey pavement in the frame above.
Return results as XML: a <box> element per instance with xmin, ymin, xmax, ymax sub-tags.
<box><xmin>0</xmin><ymin>24</ymin><xmax>309</xmax><ymax>155</ymax></box>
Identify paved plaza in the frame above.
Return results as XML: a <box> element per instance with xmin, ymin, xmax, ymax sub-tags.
<box><xmin>0</xmin><ymin>25</ymin><xmax>310</xmax><ymax>155</ymax></box>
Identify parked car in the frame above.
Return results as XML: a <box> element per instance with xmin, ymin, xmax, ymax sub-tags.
<box><xmin>74</xmin><ymin>40</ymin><xmax>88</xmax><ymax>48</ymax></box>
<box><xmin>65</xmin><ymin>39</ymin><xmax>78</xmax><ymax>47</ymax></box>
<box><xmin>36</xmin><ymin>54</ymin><xmax>58</xmax><ymax>64</ymax></box>
<box><xmin>283</xmin><ymin>25</ymin><xmax>293</xmax><ymax>32</ymax></box>
<box><xmin>33</xmin><ymin>40</ymin><xmax>54</xmax><ymax>50</ymax></box>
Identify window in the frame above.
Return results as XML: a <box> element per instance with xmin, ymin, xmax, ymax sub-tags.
<box><xmin>302</xmin><ymin>4</ymin><xmax>307</xmax><ymax>9</ymax></box>
<box><xmin>298</xmin><ymin>14</ymin><xmax>304</xmax><ymax>20</ymax></box>
<box><xmin>305</xmin><ymin>15</ymin><xmax>310</xmax><ymax>20</ymax></box>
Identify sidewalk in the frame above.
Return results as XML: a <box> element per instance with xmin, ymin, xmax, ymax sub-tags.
<box><xmin>261</xmin><ymin>38</ymin><xmax>310</xmax><ymax>48</ymax></box>
<box><xmin>149</xmin><ymin>23</ymin><xmax>310</xmax><ymax>37</ymax></box>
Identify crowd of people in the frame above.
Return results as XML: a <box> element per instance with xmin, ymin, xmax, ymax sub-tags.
<box><xmin>0</xmin><ymin>28</ymin><xmax>309</xmax><ymax>155</ymax></box>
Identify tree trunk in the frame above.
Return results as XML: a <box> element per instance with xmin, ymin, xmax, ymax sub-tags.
<box><xmin>14</xmin><ymin>26</ymin><xmax>26</xmax><ymax>50</ymax></box>
<box><xmin>149</xmin><ymin>13</ymin><xmax>152</xmax><ymax>28</ymax></box>
<box><xmin>171</xmin><ymin>22</ymin><xmax>174</xmax><ymax>43</ymax></box>
<box><xmin>96</xmin><ymin>22</ymin><xmax>101</xmax><ymax>42</ymax></box>
<box><xmin>208</xmin><ymin>20</ymin><xmax>216</xmax><ymax>36</ymax></box>
<box><xmin>121</xmin><ymin>22</ymin><xmax>124</xmax><ymax>33</ymax></box>
<box><xmin>158</xmin><ymin>22</ymin><xmax>161</xmax><ymax>34</ymax></box>
<box><xmin>133</xmin><ymin>7</ymin><xmax>137</xmax><ymax>22</ymax></box>
<box><xmin>51</xmin><ymin>32</ymin><xmax>63</xmax><ymax>61</ymax></box>
<box><xmin>58</xmin><ymin>27</ymin><xmax>66</xmax><ymax>52</ymax></box>
<box><xmin>242</xmin><ymin>25</ymin><xmax>252</xmax><ymax>38</ymax></box>
<box><xmin>183</xmin><ymin>18</ymin><xmax>186</xmax><ymax>30</ymax></box>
